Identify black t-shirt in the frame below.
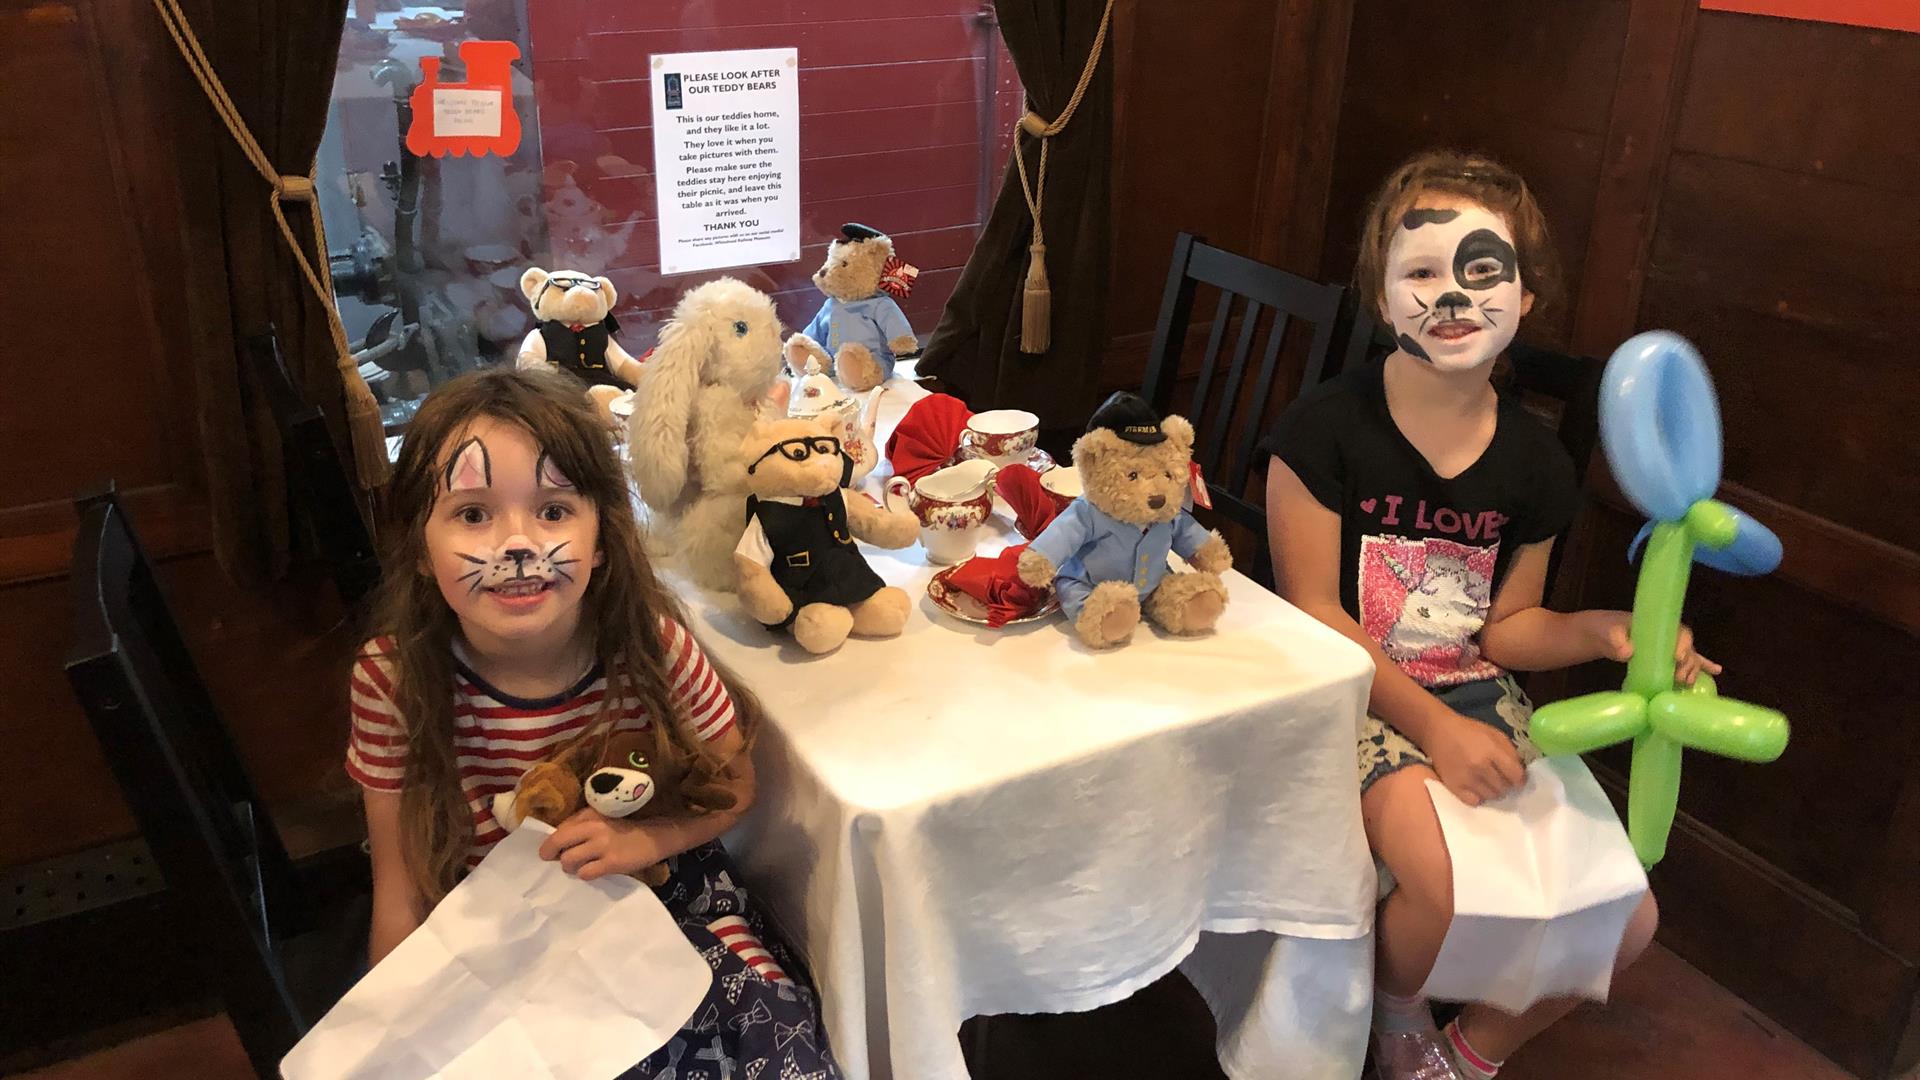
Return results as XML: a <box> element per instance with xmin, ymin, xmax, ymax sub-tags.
<box><xmin>1260</xmin><ymin>358</ymin><xmax>1579</xmax><ymax>687</ymax></box>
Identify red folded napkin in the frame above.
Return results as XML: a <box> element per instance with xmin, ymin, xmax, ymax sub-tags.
<box><xmin>995</xmin><ymin>464</ymin><xmax>1062</xmax><ymax>540</ymax></box>
<box><xmin>944</xmin><ymin>544</ymin><xmax>1048</xmax><ymax>628</ymax></box>
<box><xmin>886</xmin><ymin>393</ymin><xmax>973</xmax><ymax>484</ymax></box>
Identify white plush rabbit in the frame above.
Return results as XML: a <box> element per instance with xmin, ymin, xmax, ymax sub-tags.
<box><xmin>629</xmin><ymin>278</ymin><xmax>789</xmax><ymax>591</ymax></box>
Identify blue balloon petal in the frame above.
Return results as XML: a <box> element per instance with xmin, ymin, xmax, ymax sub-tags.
<box><xmin>1692</xmin><ymin>510</ymin><xmax>1783</xmax><ymax>576</ymax></box>
<box><xmin>1627</xmin><ymin>521</ymin><xmax>1653</xmax><ymax>565</ymax></box>
<box><xmin>1600</xmin><ymin>331</ymin><xmax>1724</xmax><ymax>522</ymax></box>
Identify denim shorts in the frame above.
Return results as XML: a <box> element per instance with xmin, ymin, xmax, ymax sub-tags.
<box><xmin>1358</xmin><ymin>674</ymin><xmax>1540</xmax><ymax>792</ymax></box>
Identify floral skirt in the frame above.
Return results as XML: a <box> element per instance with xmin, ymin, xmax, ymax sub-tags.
<box><xmin>1357</xmin><ymin>674</ymin><xmax>1539</xmax><ymax>793</ymax></box>
<box><xmin>617</xmin><ymin>841</ymin><xmax>840</xmax><ymax>1080</ymax></box>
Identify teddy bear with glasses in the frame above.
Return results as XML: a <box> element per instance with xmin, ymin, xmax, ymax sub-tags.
<box><xmin>733</xmin><ymin>417</ymin><xmax>918</xmax><ymax>654</ymax></box>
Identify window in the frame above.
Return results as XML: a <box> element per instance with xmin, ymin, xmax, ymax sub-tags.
<box><xmin>319</xmin><ymin>1</ymin><xmax>1020</xmax><ymax>435</ymax></box>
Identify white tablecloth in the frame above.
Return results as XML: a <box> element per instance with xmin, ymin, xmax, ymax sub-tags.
<box><xmin>671</xmin><ymin>368</ymin><xmax>1378</xmax><ymax>1079</ymax></box>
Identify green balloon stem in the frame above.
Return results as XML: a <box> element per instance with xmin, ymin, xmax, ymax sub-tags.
<box><xmin>1627</xmin><ymin>521</ymin><xmax>1692</xmax><ymax>699</ymax></box>
<box><xmin>1629</xmin><ymin>732</ymin><xmax>1682</xmax><ymax>869</ymax></box>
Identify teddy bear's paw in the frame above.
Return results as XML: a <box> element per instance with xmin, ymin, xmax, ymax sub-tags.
<box><xmin>793</xmin><ymin>603</ymin><xmax>855</xmax><ymax>654</ymax></box>
<box><xmin>850</xmin><ymin>586</ymin><xmax>911</xmax><ymax>637</ymax></box>
<box><xmin>639</xmin><ymin>863</ymin><xmax>671</xmax><ymax>887</ymax></box>
<box><xmin>834</xmin><ymin>343</ymin><xmax>886</xmax><ymax>392</ymax></box>
<box><xmin>1146</xmin><ymin>571</ymin><xmax>1229</xmax><ymax>636</ymax></box>
<box><xmin>1077</xmin><ymin>580</ymin><xmax>1142</xmax><ymax>648</ymax></box>
<box><xmin>1017</xmin><ymin>547</ymin><xmax>1057</xmax><ymax>588</ymax></box>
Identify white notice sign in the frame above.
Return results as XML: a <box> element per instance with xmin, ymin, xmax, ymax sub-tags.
<box><xmin>650</xmin><ymin>49</ymin><xmax>801</xmax><ymax>275</ymax></box>
<box><xmin>432</xmin><ymin>88</ymin><xmax>503</xmax><ymax>138</ymax></box>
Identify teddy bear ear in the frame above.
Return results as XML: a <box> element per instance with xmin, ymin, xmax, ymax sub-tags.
<box><xmin>595</xmin><ymin>276</ymin><xmax>617</xmax><ymax>306</ymax></box>
<box><xmin>1070</xmin><ymin>428</ymin><xmax>1105</xmax><ymax>466</ymax></box>
<box><xmin>1160</xmin><ymin>414</ymin><xmax>1195</xmax><ymax>453</ymax></box>
<box><xmin>520</xmin><ymin>266</ymin><xmax>550</xmax><ymax>302</ymax></box>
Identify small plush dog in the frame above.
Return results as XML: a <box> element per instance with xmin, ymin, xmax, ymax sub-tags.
<box><xmin>784</xmin><ymin>223</ymin><xmax>920</xmax><ymax>392</ymax></box>
<box><xmin>1018</xmin><ymin>392</ymin><xmax>1233</xmax><ymax>648</ymax></box>
<box><xmin>492</xmin><ymin>729</ymin><xmax>732</xmax><ymax>886</ymax></box>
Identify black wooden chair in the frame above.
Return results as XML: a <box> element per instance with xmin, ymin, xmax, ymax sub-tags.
<box><xmin>1140</xmin><ymin>232</ymin><xmax>1375</xmax><ymax>589</ymax></box>
<box><xmin>64</xmin><ymin>488</ymin><xmax>362</xmax><ymax>1076</ymax></box>
<box><xmin>247</xmin><ymin>330</ymin><xmax>382</xmax><ymax>609</ymax></box>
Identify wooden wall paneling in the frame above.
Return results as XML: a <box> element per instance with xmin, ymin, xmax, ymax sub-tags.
<box><xmin>1322</xmin><ymin>0</ymin><xmax>1633</xmax><ymax>352</ymax></box>
<box><xmin>0</xmin><ymin>0</ymin><xmax>363</xmax><ymax>870</ymax></box>
<box><xmin>1249</xmin><ymin>0</ymin><xmax>1358</xmax><ymax>277</ymax></box>
<box><xmin>1564</xmin><ymin>0</ymin><xmax>1697</xmax><ymax>358</ymax></box>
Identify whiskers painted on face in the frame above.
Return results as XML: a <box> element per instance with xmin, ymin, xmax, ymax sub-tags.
<box><xmin>454</xmin><ymin>551</ymin><xmax>488</xmax><ymax>595</ymax></box>
<box><xmin>1479</xmin><ymin>297</ymin><xmax>1505</xmax><ymax>329</ymax></box>
<box><xmin>1408</xmin><ymin>292</ymin><xmax>1436</xmax><ymax>332</ymax></box>
<box><xmin>547</xmin><ymin>540</ymin><xmax>579</xmax><ymax>585</ymax></box>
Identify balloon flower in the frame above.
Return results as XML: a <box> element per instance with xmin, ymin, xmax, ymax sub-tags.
<box><xmin>1528</xmin><ymin>331</ymin><xmax>1789</xmax><ymax>868</ymax></box>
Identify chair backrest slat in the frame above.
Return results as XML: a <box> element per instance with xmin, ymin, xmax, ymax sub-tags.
<box><xmin>1139</xmin><ymin>233</ymin><xmax>1361</xmax><ymax>591</ymax></box>
<box><xmin>65</xmin><ymin>489</ymin><xmax>311</xmax><ymax>1075</ymax></box>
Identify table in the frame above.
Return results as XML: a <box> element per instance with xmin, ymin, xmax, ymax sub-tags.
<box><xmin>672</xmin><ymin>368</ymin><xmax>1379</xmax><ymax>1079</ymax></box>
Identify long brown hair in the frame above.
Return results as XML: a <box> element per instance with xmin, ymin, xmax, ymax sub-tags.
<box><xmin>369</xmin><ymin>368</ymin><xmax>757</xmax><ymax>903</ymax></box>
<box><xmin>1353</xmin><ymin>148</ymin><xmax>1563</xmax><ymax>323</ymax></box>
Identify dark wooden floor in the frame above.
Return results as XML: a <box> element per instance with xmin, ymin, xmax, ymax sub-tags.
<box><xmin>16</xmin><ymin>945</ymin><xmax>1859</xmax><ymax>1080</ymax></box>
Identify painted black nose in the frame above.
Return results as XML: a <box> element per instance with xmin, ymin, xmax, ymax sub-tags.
<box><xmin>589</xmin><ymin>772</ymin><xmax>622</xmax><ymax>794</ymax></box>
<box><xmin>1435</xmin><ymin>292</ymin><xmax>1472</xmax><ymax>318</ymax></box>
<box><xmin>1147</xmin><ymin>494</ymin><xmax>1167</xmax><ymax>510</ymax></box>
<box><xmin>503</xmin><ymin>547</ymin><xmax>535</xmax><ymax>564</ymax></box>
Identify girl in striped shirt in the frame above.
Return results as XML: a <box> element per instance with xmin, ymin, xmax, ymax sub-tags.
<box><xmin>347</xmin><ymin>368</ymin><xmax>839</xmax><ymax>1078</ymax></box>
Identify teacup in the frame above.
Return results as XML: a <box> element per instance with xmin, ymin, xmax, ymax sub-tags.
<box><xmin>1038</xmin><ymin>465</ymin><xmax>1081</xmax><ymax>511</ymax></box>
<box><xmin>886</xmin><ymin>459</ymin><xmax>998</xmax><ymax>565</ymax></box>
<box><xmin>961</xmin><ymin>409</ymin><xmax>1040</xmax><ymax>467</ymax></box>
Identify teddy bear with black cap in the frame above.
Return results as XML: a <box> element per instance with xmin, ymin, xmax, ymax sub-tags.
<box><xmin>784</xmin><ymin>223</ymin><xmax>921</xmax><ymax>392</ymax></box>
<box><xmin>1018</xmin><ymin>392</ymin><xmax>1234</xmax><ymax>648</ymax></box>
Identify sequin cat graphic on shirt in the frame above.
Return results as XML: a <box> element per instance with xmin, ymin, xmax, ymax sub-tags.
<box><xmin>1359</xmin><ymin>533</ymin><xmax>1501</xmax><ymax>687</ymax></box>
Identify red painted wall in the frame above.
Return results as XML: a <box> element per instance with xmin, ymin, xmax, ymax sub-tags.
<box><xmin>526</xmin><ymin>0</ymin><xmax>1021</xmax><ymax>346</ymax></box>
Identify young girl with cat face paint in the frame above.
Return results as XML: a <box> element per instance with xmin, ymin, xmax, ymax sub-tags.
<box><xmin>348</xmin><ymin>369</ymin><xmax>840</xmax><ymax>1078</ymax></box>
<box><xmin>1263</xmin><ymin>151</ymin><xmax>1715</xmax><ymax>1079</ymax></box>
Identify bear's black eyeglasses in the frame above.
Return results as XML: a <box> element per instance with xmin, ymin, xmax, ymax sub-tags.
<box><xmin>747</xmin><ymin>436</ymin><xmax>843</xmax><ymax>472</ymax></box>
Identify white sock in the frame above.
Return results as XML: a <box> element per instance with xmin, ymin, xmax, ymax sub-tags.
<box><xmin>1372</xmin><ymin>988</ymin><xmax>1436</xmax><ymax>1036</ymax></box>
<box><xmin>1443</xmin><ymin>1018</ymin><xmax>1502</xmax><ymax>1079</ymax></box>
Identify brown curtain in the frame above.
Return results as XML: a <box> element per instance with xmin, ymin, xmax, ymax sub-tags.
<box><xmin>917</xmin><ymin>0</ymin><xmax>1114</xmax><ymax>430</ymax></box>
<box><xmin>160</xmin><ymin>0</ymin><xmax>354</xmax><ymax>584</ymax></box>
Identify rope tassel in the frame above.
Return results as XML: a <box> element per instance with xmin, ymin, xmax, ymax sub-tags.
<box><xmin>1007</xmin><ymin>0</ymin><xmax>1114</xmax><ymax>357</ymax></box>
<box><xmin>1021</xmin><ymin>242</ymin><xmax>1051</xmax><ymax>354</ymax></box>
<box><xmin>155</xmin><ymin>0</ymin><xmax>391</xmax><ymax>493</ymax></box>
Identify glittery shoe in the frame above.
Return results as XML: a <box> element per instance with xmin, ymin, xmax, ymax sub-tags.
<box><xmin>1372</xmin><ymin>1030</ymin><xmax>1462</xmax><ymax>1080</ymax></box>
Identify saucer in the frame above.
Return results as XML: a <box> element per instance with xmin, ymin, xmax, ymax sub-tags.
<box><xmin>608</xmin><ymin>391</ymin><xmax>636</xmax><ymax>419</ymax></box>
<box><xmin>956</xmin><ymin>445</ymin><xmax>1056</xmax><ymax>472</ymax></box>
<box><xmin>926</xmin><ymin>557</ymin><xmax>1061</xmax><ymax>627</ymax></box>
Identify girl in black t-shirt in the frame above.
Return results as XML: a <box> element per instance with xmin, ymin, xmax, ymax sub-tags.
<box><xmin>1264</xmin><ymin>151</ymin><xmax>1719</xmax><ymax>1080</ymax></box>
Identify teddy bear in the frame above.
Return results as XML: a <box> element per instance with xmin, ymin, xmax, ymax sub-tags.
<box><xmin>515</xmin><ymin>267</ymin><xmax>644</xmax><ymax>426</ymax></box>
<box><xmin>1017</xmin><ymin>392</ymin><xmax>1233</xmax><ymax>648</ymax></box>
<box><xmin>734</xmin><ymin>416</ymin><xmax>919</xmax><ymax>654</ymax></box>
<box><xmin>630</xmin><ymin>278</ymin><xmax>792</xmax><ymax>592</ymax></box>
<box><xmin>784</xmin><ymin>223</ymin><xmax>921</xmax><ymax>393</ymax></box>
<box><xmin>491</xmin><ymin>728</ymin><xmax>738</xmax><ymax>886</ymax></box>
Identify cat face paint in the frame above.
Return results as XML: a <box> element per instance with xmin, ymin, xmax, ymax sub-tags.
<box><xmin>424</xmin><ymin>418</ymin><xmax>600</xmax><ymax>648</ymax></box>
<box><xmin>1383</xmin><ymin>202</ymin><xmax>1526</xmax><ymax>372</ymax></box>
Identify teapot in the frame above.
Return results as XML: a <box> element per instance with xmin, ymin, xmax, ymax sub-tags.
<box><xmin>788</xmin><ymin>358</ymin><xmax>886</xmax><ymax>485</ymax></box>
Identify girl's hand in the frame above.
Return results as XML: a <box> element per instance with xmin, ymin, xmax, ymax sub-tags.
<box><xmin>1588</xmin><ymin>611</ymin><xmax>1724</xmax><ymax>685</ymax></box>
<box><xmin>538</xmin><ymin>807</ymin><xmax>668</xmax><ymax>882</ymax></box>
<box><xmin>1426</xmin><ymin>711</ymin><xmax>1526</xmax><ymax>807</ymax></box>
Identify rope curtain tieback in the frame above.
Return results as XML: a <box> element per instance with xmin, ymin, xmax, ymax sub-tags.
<box><xmin>153</xmin><ymin>0</ymin><xmax>392</xmax><ymax>491</ymax></box>
<box><xmin>1010</xmin><ymin>0</ymin><xmax>1116</xmax><ymax>355</ymax></box>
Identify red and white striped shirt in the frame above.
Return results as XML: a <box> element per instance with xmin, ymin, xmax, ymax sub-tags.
<box><xmin>345</xmin><ymin>618</ymin><xmax>736</xmax><ymax>866</ymax></box>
